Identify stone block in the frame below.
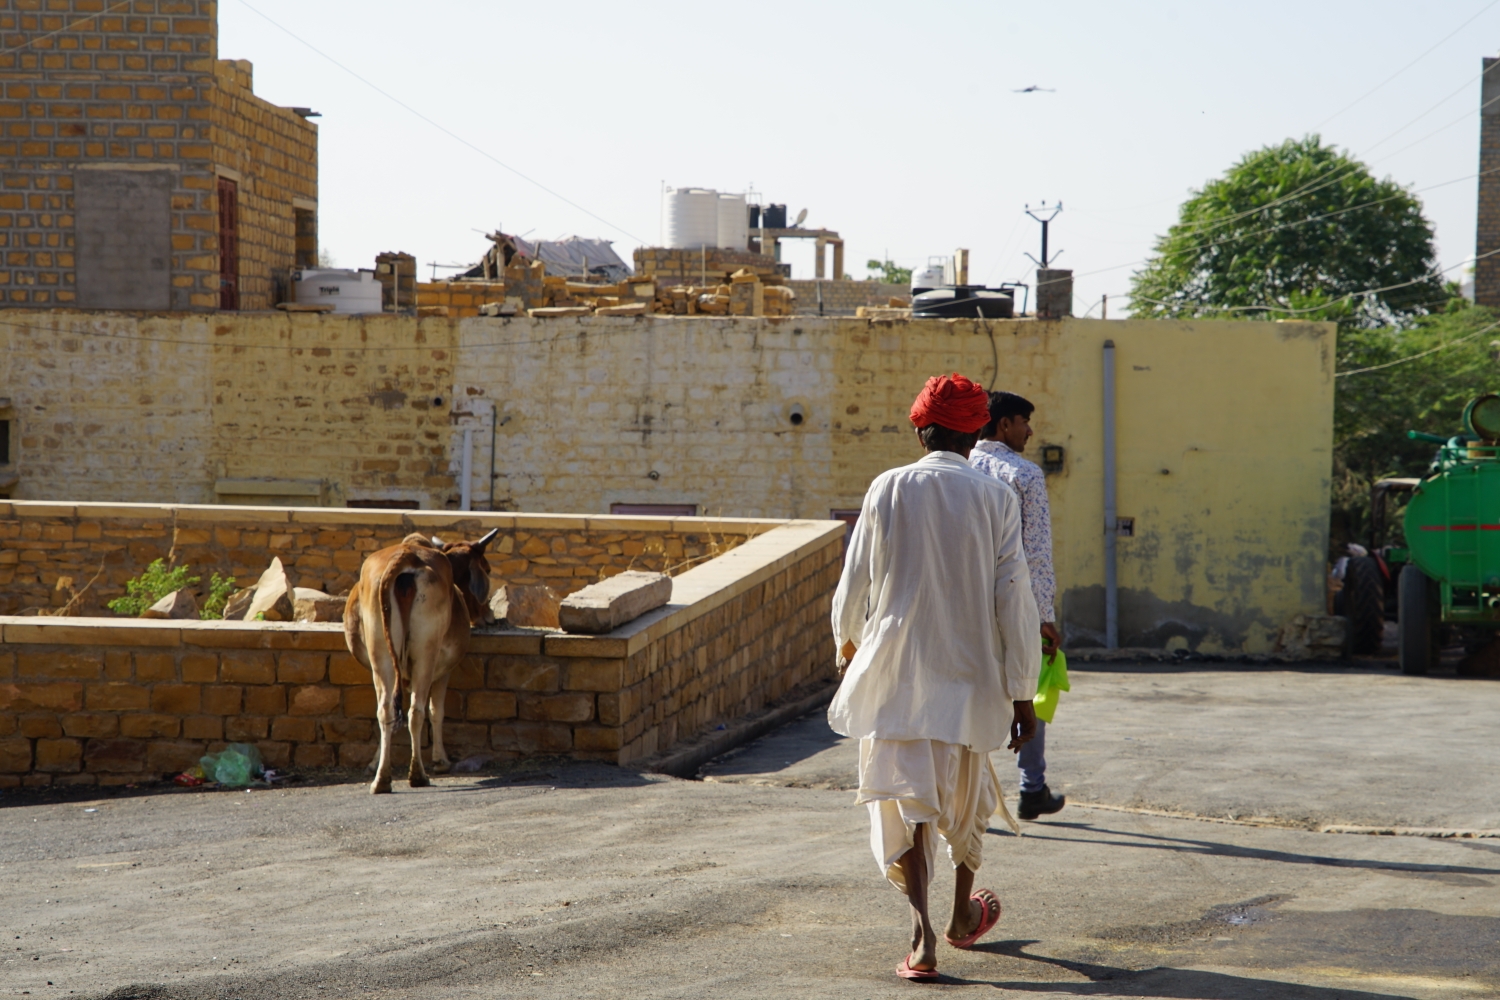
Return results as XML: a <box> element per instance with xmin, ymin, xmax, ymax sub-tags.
<box><xmin>289</xmin><ymin>685</ymin><xmax>341</xmax><ymax>716</ymax></box>
<box><xmin>62</xmin><ymin>712</ymin><xmax>119</xmax><ymax>738</ymax></box>
<box><xmin>201</xmin><ymin>685</ymin><xmax>242</xmax><ymax>715</ymax></box>
<box><xmin>465</xmin><ymin>690</ymin><xmax>517</xmax><ymax>721</ymax></box>
<box><xmin>487</xmin><ymin>660</ymin><xmax>559</xmax><ymax>692</ymax></box>
<box><xmin>0</xmin><ymin>737</ymin><xmax>32</xmax><ymax>772</ymax></box>
<box><xmin>120</xmin><ymin>713</ymin><xmax>180</xmax><ymax>739</ymax></box>
<box><xmin>339</xmin><ymin>742</ymin><xmax>377</xmax><ymax>768</ymax></box>
<box><xmin>141</xmin><ymin>588</ymin><xmax>198</xmax><ymax>620</ymax></box>
<box><xmin>573</xmin><ymin>726</ymin><xmax>623</xmax><ymax>752</ymax></box>
<box><xmin>149</xmin><ymin>683</ymin><xmax>200</xmax><ymax>714</ymax></box>
<box><xmin>491</xmin><ymin>583</ymin><xmax>560</xmax><ymax>628</ymax></box>
<box><xmin>104</xmin><ymin>651</ymin><xmax>132</xmax><ymax>680</ymax></box>
<box><xmin>182</xmin><ymin>715</ymin><xmax>222</xmax><ymax>740</ymax></box>
<box><xmin>0</xmin><ymin>683</ymin><xmax>82</xmax><ymax>716</ymax></box>
<box><xmin>244</xmin><ymin>685</ymin><xmax>287</xmax><ymax>716</ymax></box>
<box><xmin>19</xmin><ymin>715</ymin><xmax>64</xmax><ymax>738</ymax></box>
<box><xmin>257</xmin><ymin>741</ymin><xmax>292</xmax><ymax>769</ymax></box>
<box><xmin>329</xmin><ymin>653</ymin><xmax>368</xmax><ymax>686</ymax></box>
<box><xmin>225</xmin><ymin>716</ymin><xmax>268</xmax><ymax>741</ymax></box>
<box><xmin>220</xmin><ymin>652</ymin><xmax>275</xmax><ymax>684</ymax></box>
<box><xmin>86</xmin><ymin>682</ymin><xmax>148</xmax><ymax>711</ymax></box>
<box><xmin>344</xmin><ymin>685</ymin><xmax>376</xmax><ymax>718</ymax></box>
<box><xmin>181</xmin><ymin>653</ymin><xmax>218</xmax><ymax>682</ymax></box>
<box><xmin>519</xmin><ymin>692</ymin><xmax>594</xmax><ymax>723</ymax></box>
<box><xmin>246</xmin><ymin>557</ymin><xmax>295</xmax><ymax>622</ymax></box>
<box><xmin>491</xmin><ymin>721</ymin><xmax>573</xmax><ymax>753</ymax></box>
<box><xmin>448</xmin><ymin>656</ymin><xmax>484</xmax><ymax>690</ymax></box>
<box><xmin>321</xmin><ymin>718</ymin><xmax>373</xmax><ymax>743</ymax></box>
<box><xmin>559</xmin><ymin>572</ymin><xmax>671</xmax><ymax>635</ymax></box>
<box><xmin>271</xmin><ymin>716</ymin><xmax>318</xmax><ymax>742</ymax></box>
<box><xmin>277</xmin><ymin>652</ymin><xmax>327</xmax><ymax>684</ymax></box>
<box><xmin>564</xmin><ymin>659</ymin><xmax>625</xmax><ymax>692</ymax></box>
<box><xmin>17</xmin><ymin>650</ymin><xmax>102</xmax><ymax>680</ymax></box>
<box><xmin>83</xmin><ymin>738</ymin><xmax>144</xmax><ymax>773</ymax></box>
<box><xmin>134</xmin><ymin>652</ymin><xmax>176</xmax><ymax>681</ymax></box>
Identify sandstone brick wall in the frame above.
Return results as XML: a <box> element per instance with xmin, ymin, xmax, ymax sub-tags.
<box><xmin>0</xmin><ymin>519</ymin><xmax>845</xmax><ymax>787</ymax></box>
<box><xmin>0</xmin><ymin>1</ymin><xmax>316</xmax><ymax>310</ymax></box>
<box><xmin>209</xmin><ymin>58</ymin><xmax>317</xmax><ymax>311</ymax></box>
<box><xmin>0</xmin><ymin>501</ymin><xmax>762</xmax><ymax>616</ymax></box>
<box><xmin>633</xmin><ymin>247</ymin><xmax>787</xmax><ymax>283</ymax></box>
<box><xmin>785</xmin><ymin>279</ymin><xmax>908</xmax><ymax>316</ymax></box>
<box><xmin>415</xmin><ymin>279</ymin><xmax>507</xmax><ymax>318</ymax></box>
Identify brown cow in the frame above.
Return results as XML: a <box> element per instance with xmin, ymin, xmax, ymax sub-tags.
<box><xmin>344</xmin><ymin>529</ymin><xmax>497</xmax><ymax>794</ymax></box>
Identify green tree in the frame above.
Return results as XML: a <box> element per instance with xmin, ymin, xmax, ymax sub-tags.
<box><xmin>867</xmin><ymin>258</ymin><xmax>912</xmax><ymax>285</ymax></box>
<box><xmin>1130</xmin><ymin>136</ymin><xmax>1443</xmax><ymax>326</ymax></box>
<box><xmin>1333</xmin><ymin>298</ymin><xmax>1500</xmax><ymax>545</ymax></box>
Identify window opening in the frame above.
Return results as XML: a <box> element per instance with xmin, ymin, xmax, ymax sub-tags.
<box><xmin>217</xmin><ymin>177</ymin><xmax>239</xmax><ymax>310</ymax></box>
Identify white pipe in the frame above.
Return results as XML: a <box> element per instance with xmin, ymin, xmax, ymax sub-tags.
<box><xmin>1103</xmin><ymin>339</ymin><xmax>1118</xmax><ymax>649</ymax></box>
<box><xmin>460</xmin><ymin>427</ymin><xmax>473</xmax><ymax>512</ymax></box>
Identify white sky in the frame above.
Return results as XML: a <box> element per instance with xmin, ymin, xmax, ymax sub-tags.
<box><xmin>221</xmin><ymin>0</ymin><xmax>1500</xmax><ymax>315</ymax></box>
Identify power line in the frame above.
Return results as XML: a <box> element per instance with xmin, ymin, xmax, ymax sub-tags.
<box><xmin>0</xmin><ymin>0</ymin><xmax>132</xmax><ymax>57</ymax></box>
<box><xmin>234</xmin><ymin>0</ymin><xmax>646</xmax><ymax>246</ymax></box>
<box><xmin>1335</xmin><ymin>319</ymin><xmax>1500</xmax><ymax>377</ymax></box>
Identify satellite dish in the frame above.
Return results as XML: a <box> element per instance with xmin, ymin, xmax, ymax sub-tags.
<box><xmin>793</xmin><ymin>208</ymin><xmax>808</xmax><ymax>227</ymax></box>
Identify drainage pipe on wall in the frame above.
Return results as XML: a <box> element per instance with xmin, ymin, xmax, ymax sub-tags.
<box><xmin>1102</xmin><ymin>339</ymin><xmax>1118</xmax><ymax>649</ymax></box>
<box><xmin>460</xmin><ymin>427</ymin><xmax>473</xmax><ymax>511</ymax></box>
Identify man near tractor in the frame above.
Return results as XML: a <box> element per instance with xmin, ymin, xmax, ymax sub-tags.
<box><xmin>971</xmin><ymin>391</ymin><xmax>1067</xmax><ymax>821</ymax></box>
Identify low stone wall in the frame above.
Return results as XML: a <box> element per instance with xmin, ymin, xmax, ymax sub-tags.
<box><xmin>785</xmin><ymin>279</ymin><xmax>909</xmax><ymax>316</ymax></box>
<box><xmin>0</xmin><ymin>518</ymin><xmax>844</xmax><ymax>788</ymax></box>
<box><xmin>0</xmin><ymin>502</ymin><xmax>766</xmax><ymax>617</ymax></box>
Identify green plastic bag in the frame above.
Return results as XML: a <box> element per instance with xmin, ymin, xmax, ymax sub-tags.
<box><xmin>1033</xmin><ymin>649</ymin><xmax>1070</xmax><ymax>724</ymax></box>
<box><xmin>199</xmin><ymin>742</ymin><xmax>263</xmax><ymax>787</ymax></box>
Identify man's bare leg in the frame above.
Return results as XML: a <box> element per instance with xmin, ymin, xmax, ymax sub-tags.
<box><xmin>945</xmin><ymin>862</ymin><xmax>980</xmax><ymax>940</ymax></box>
<box><xmin>897</xmin><ymin>823</ymin><xmax>938</xmax><ymax>970</ymax></box>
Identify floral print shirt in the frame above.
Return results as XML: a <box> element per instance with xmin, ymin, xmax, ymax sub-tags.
<box><xmin>970</xmin><ymin>440</ymin><xmax>1056</xmax><ymax>621</ymax></box>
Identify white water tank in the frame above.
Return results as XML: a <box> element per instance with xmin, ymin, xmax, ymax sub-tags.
<box><xmin>912</xmin><ymin>258</ymin><xmax>947</xmax><ymax>293</ymax></box>
<box><xmin>716</xmin><ymin>192</ymin><xmax>748</xmax><ymax>250</ymax></box>
<box><xmin>293</xmin><ymin>268</ymin><xmax>383</xmax><ymax>313</ymax></box>
<box><xmin>664</xmin><ymin>187</ymin><xmax>719</xmax><ymax>249</ymax></box>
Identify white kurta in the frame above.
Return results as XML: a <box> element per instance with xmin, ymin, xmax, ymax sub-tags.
<box><xmin>828</xmin><ymin>450</ymin><xmax>1041</xmax><ymax>753</ymax></box>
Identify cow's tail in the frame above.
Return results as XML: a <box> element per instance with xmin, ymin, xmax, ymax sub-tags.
<box><xmin>376</xmin><ymin>550</ymin><xmax>427</xmax><ymax>728</ymax></box>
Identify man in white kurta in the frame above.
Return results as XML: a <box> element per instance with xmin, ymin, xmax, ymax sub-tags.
<box><xmin>829</xmin><ymin>373</ymin><xmax>1041</xmax><ymax>979</ymax></box>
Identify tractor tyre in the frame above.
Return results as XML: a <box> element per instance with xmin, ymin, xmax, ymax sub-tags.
<box><xmin>1398</xmin><ymin>563</ymin><xmax>1437</xmax><ymax>675</ymax></box>
<box><xmin>1343</xmin><ymin>556</ymin><xmax>1384</xmax><ymax>655</ymax></box>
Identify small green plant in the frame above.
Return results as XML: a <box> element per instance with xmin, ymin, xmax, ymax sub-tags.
<box><xmin>866</xmin><ymin>258</ymin><xmax>912</xmax><ymax>285</ymax></box>
<box><xmin>199</xmin><ymin>572</ymin><xmax>237</xmax><ymax>620</ymax></box>
<box><xmin>107</xmin><ymin>559</ymin><xmax>200</xmax><ymax>617</ymax></box>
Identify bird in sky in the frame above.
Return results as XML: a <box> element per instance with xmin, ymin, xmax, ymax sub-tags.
<box><xmin>1013</xmin><ymin>85</ymin><xmax>1056</xmax><ymax>93</ymax></box>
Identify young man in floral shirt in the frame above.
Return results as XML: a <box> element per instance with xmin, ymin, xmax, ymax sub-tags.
<box><xmin>970</xmin><ymin>391</ymin><xmax>1066</xmax><ymax>821</ymax></box>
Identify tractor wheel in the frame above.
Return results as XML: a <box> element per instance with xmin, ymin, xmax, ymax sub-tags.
<box><xmin>1398</xmin><ymin>563</ymin><xmax>1437</xmax><ymax>675</ymax></box>
<box><xmin>1343</xmin><ymin>556</ymin><xmax>1384</xmax><ymax>655</ymax></box>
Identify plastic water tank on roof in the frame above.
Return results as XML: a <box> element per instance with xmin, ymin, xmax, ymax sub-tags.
<box><xmin>664</xmin><ymin>188</ymin><xmax>719</xmax><ymax>249</ymax></box>
<box><xmin>716</xmin><ymin>192</ymin><xmax>748</xmax><ymax>250</ymax></box>
<box><xmin>293</xmin><ymin>269</ymin><xmax>383</xmax><ymax>314</ymax></box>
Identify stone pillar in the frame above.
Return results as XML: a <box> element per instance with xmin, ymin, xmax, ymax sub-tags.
<box><xmin>814</xmin><ymin>236</ymin><xmax>827</xmax><ymax>279</ymax></box>
<box><xmin>1036</xmin><ymin>268</ymin><xmax>1073</xmax><ymax>318</ymax></box>
<box><xmin>1477</xmin><ymin>58</ymin><xmax>1500</xmax><ymax>307</ymax></box>
<box><xmin>831</xmin><ymin>239</ymin><xmax>844</xmax><ymax>281</ymax></box>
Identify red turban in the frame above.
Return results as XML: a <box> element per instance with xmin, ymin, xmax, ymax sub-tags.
<box><xmin>909</xmin><ymin>373</ymin><xmax>990</xmax><ymax>433</ymax></box>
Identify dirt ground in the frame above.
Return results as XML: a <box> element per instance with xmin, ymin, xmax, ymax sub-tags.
<box><xmin>2</xmin><ymin>661</ymin><xmax>1498</xmax><ymax>1000</ymax></box>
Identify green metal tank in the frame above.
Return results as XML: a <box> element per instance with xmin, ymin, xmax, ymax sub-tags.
<box><xmin>1399</xmin><ymin>394</ymin><xmax>1500</xmax><ymax>672</ymax></box>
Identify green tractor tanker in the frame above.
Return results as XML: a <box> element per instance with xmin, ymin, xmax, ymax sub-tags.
<box><xmin>1353</xmin><ymin>394</ymin><xmax>1500</xmax><ymax>674</ymax></box>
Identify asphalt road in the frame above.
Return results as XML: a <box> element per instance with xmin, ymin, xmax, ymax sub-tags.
<box><xmin>2</xmin><ymin>662</ymin><xmax>1497</xmax><ymax>1000</ymax></box>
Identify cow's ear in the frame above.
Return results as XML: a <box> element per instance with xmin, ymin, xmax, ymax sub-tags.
<box><xmin>470</xmin><ymin>563</ymin><xmax>489</xmax><ymax>598</ymax></box>
<box><xmin>473</xmin><ymin>528</ymin><xmax>500</xmax><ymax>553</ymax></box>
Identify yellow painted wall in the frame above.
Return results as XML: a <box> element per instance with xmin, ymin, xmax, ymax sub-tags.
<box><xmin>0</xmin><ymin>311</ymin><xmax>1334</xmax><ymax>650</ymax></box>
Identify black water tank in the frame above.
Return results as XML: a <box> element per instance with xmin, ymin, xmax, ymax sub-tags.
<box><xmin>762</xmin><ymin>204</ymin><xmax>787</xmax><ymax>229</ymax></box>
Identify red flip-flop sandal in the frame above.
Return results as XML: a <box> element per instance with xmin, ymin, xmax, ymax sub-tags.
<box><xmin>897</xmin><ymin>954</ymin><xmax>940</xmax><ymax>980</ymax></box>
<box><xmin>944</xmin><ymin>888</ymin><xmax>1001</xmax><ymax>949</ymax></box>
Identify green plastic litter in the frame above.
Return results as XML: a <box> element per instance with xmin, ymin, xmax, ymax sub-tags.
<box><xmin>1033</xmin><ymin>649</ymin><xmax>1070</xmax><ymax>724</ymax></box>
<box><xmin>199</xmin><ymin>742</ymin><xmax>264</xmax><ymax>787</ymax></box>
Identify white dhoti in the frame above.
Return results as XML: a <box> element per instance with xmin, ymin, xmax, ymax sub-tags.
<box><xmin>857</xmin><ymin>738</ymin><xmax>1019</xmax><ymax>893</ymax></box>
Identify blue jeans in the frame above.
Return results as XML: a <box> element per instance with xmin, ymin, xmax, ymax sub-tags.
<box><xmin>1018</xmin><ymin>719</ymin><xmax>1047</xmax><ymax>793</ymax></box>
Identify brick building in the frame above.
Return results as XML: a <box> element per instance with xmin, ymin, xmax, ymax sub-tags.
<box><xmin>1478</xmin><ymin>57</ymin><xmax>1500</xmax><ymax>307</ymax></box>
<box><xmin>0</xmin><ymin>0</ymin><xmax>317</xmax><ymax>311</ymax></box>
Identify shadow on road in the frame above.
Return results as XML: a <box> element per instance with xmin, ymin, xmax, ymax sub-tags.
<box><xmin>1017</xmin><ymin>822</ymin><xmax>1500</xmax><ymax>879</ymax></box>
<box><xmin>947</xmin><ymin>940</ymin><xmax>1422</xmax><ymax>998</ymax></box>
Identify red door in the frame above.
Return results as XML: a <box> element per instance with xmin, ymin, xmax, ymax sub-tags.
<box><xmin>217</xmin><ymin>177</ymin><xmax>238</xmax><ymax>310</ymax></box>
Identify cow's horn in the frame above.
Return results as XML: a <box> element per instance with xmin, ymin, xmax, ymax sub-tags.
<box><xmin>474</xmin><ymin>527</ymin><xmax>500</xmax><ymax>551</ymax></box>
<box><xmin>431</xmin><ymin>535</ymin><xmax>444</xmax><ymax>548</ymax></box>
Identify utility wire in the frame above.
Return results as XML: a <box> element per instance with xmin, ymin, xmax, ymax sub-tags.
<box><xmin>234</xmin><ymin>0</ymin><xmax>646</xmax><ymax>245</ymax></box>
<box><xmin>0</xmin><ymin>0</ymin><xmax>132</xmax><ymax>56</ymax></box>
<box><xmin>1335</xmin><ymin>319</ymin><xmax>1500</xmax><ymax>377</ymax></box>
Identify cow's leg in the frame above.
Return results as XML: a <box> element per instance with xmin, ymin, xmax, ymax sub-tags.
<box><xmin>370</xmin><ymin>661</ymin><xmax>398</xmax><ymax>795</ymax></box>
<box><xmin>406</xmin><ymin>671</ymin><xmax>432</xmax><ymax>788</ymax></box>
<box><xmin>427</xmin><ymin>673</ymin><xmax>452</xmax><ymax>774</ymax></box>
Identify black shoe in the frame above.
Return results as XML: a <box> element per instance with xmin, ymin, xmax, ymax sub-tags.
<box><xmin>1018</xmin><ymin>785</ymin><xmax>1065</xmax><ymax>820</ymax></box>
